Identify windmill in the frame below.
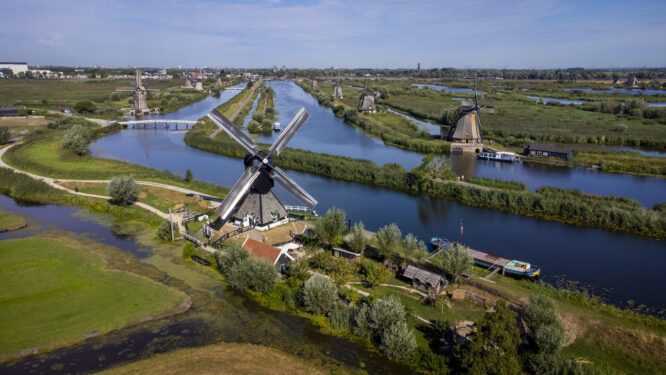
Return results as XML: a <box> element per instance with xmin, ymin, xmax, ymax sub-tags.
<box><xmin>207</xmin><ymin>107</ymin><xmax>317</xmax><ymax>230</ymax></box>
<box><xmin>357</xmin><ymin>76</ymin><xmax>376</xmax><ymax>113</ymax></box>
<box><xmin>445</xmin><ymin>74</ymin><xmax>484</xmax><ymax>144</ymax></box>
<box><xmin>332</xmin><ymin>81</ymin><xmax>344</xmax><ymax>100</ymax></box>
<box><xmin>116</xmin><ymin>69</ymin><xmax>159</xmax><ymax>116</ymax></box>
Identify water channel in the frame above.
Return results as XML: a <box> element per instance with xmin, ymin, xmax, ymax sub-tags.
<box><xmin>90</xmin><ymin>82</ymin><xmax>666</xmax><ymax>315</ymax></box>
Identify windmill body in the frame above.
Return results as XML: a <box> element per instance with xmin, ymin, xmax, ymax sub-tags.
<box><xmin>115</xmin><ymin>69</ymin><xmax>158</xmax><ymax>117</ymax></box>
<box><xmin>445</xmin><ymin>76</ymin><xmax>485</xmax><ymax>152</ymax></box>
<box><xmin>207</xmin><ymin>107</ymin><xmax>317</xmax><ymax>231</ymax></box>
<box><xmin>332</xmin><ymin>82</ymin><xmax>344</xmax><ymax>100</ymax></box>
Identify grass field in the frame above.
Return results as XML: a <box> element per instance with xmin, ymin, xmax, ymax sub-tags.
<box><xmin>0</xmin><ymin>209</ymin><xmax>27</xmax><ymax>232</ymax></box>
<box><xmin>2</xmin><ymin>130</ymin><xmax>228</xmax><ymax>198</ymax></box>
<box><xmin>101</xmin><ymin>343</ymin><xmax>323</xmax><ymax>375</ymax></box>
<box><xmin>58</xmin><ymin>181</ymin><xmax>213</xmax><ymax>213</ymax></box>
<box><xmin>0</xmin><ymin>234</ymin><xmax>185</xmax><ymax>360</ymax></box>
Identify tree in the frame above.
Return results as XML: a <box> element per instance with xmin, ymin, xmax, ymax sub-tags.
<box><xmin>302</xmin><ymin>273</ymin><xmax>338</xmax><ymax>315</ymax></box>
<box><xmin>525</xmin><ymin>295</ymin><xmax>567</xmax><ymax>374</ymax></box>
<box><xmin>459</xmin><ymin>301</ymin><xmax>521</xmax><ymax>375</ymax></box>
<box><xmin>107</xmin><ymin>175</ymin><xmax>138</xmax><ymax>205</ymax></box>
<box><xmin>347</xmin><ymin>221</ymin><xmax>367</xmax><ymax>255</ymax></box>
<box><xmin>0</xmin><ymin>126</ymin><xmax>9</xmax><ymax>144</ymax></box>
<box><xmin>184</xmin><ymin>168</ymin><xmax>193</xmax><ymax>182</ymax></box>
<box><xmin>381</xmin><ymin>321</ymin><xmax>417</xmax><ymax>362</ymax></box>
<box><xmin>360</xmin><ymin>261</ymin><xmax>390</xmax><ymax>287</ymax></box>
<box><xmin>402</xmin><ymin>233</ymin><xmax>427</xmax><ymax>261</ymax></box>
<box><xmin>216</xmin><ymin>244</ymin><xmax>249</xmax><ymax>275</ymax></box>
<box><xmin>375</xmin><ymin>223</ymin><xmax>401</xmax><ymax>259</ymax></box>
<box><xmin>367</xmin><ymin>295</ymin><xmax>407</xmax><ymax>337</ymax></box>
<box><xmin>438</xmin><ymin>243</ymin><xmax>471</xmax><ymax>283</ymax></box>
<box><xmin>156</xmin><ymin>220</ymin><xmax>173</xmax><ymax>241</ymax></box>
<box><xmin>314</xmin><ymin>207</ymin><xmax>346</xmax><ymax>247</ymax></box>
<box><xmin>61</xmin><ymin>124</ymin><xmax>91</xmax><ymax>155</ymax></box>
<box><xmin>74</xmin><ymin>100</ymin><xmax>97</xmax><ymax>114</ymax></box>
<box><xmin>285</xmin><ymin>257</ymin><xmax>310</xmax><ymax>288</ymax></box>
<box><xmin>227</xmin><ymin>257</ymin><xmax>276</xmax><ymax>293</ymax></box>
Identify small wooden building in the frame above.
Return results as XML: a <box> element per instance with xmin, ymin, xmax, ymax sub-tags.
<box><xmin>401</xmin><ymin>265</ymin><xmax>448</xmax><ymax>294</ymax></box>
<box><xmin>0</xmin><ymin>107</ymin><xmax>19</xmax><ymax>117</ymax></box>
<box><xmin>332</xmin><ymin>247</ymin><xmax>362</xmax><ymax>260</ymax></box>
<box><xmin>524</xmin><ymin>143</ymin><xmax>573</xmax><ymax>161</ymax></box>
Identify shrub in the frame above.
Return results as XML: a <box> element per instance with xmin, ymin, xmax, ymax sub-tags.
<box><xmin>302</xmin><ymin>273</ymin><xmax>338</xmax><ymax>315</ymax></box>
<box><xmin>314</xmin><ymin>207</ymin><xmax>346</xmax><ymax>247</ymax></box>
<box><xmin>360</xmin><ymin>261</ymin><xmax>390</xmax><ymax>287</ymax></box>
<box><xmin>74</xmin><ymin>100</ymin><xmax>97</xmax><ymax>114</ymax></box>
<box><xmin>0</xmin><ymin>126</ymin><xmax>9</xmax><ymax>144</ymax></box>
<box><xmin>157</xmin><ymin>220</ymin><xmax>173</xmax><ymax>240</ymax></box>
<box><xmin>107</xmin><ymin>175</ymin><xmax>138</xmax><ymax>205</ymax></box>
<box><xmin>381</xmin><ymin>321</ymin><xmax>417</xmax><ymax>362</ymax></box>
<box><xmin>227</xmin><ymin>257</ymin><xmax>276</xmax><ymax>293</ymax></box>
<box><xmin>347</xmin><ymin>221</ymin><xmax>367</xmax><ymax>255</ymax></box>
<box><xmin>248</xmin><ymin>120</ymin><xmax>262</xmax><ymax>133</ymax></box>
<box><xmin>402</xmin><ymin>233</ymin><xmax>427</xmax><ymax>261</ymax></box>
<box><xmin>375</xmin><ymin>223</ymin><xmax>402</xmax><ymax>259</ymax></box>
<box><xmin>184</xmin><ymin>168</ymin><xmax>193</xmax><ymax>182</ymax></box>
<box><xmin>61</xmin><ymin>124</ymin><xmax>91</xmax><ymax>155</ymax></box>
<box><xmin>216</xmin><ymin>244</ymin><xmax>249</xmax><ymax>274</ymax></box>
<box><xmin>436</xmin><ymin>243</ymin><xmax>471</xmax><ymax>283</ymax></box>
<box><xmin>329</xmin><ymin>302</ymin><xmax>352</xmax><ymax>330</ymax></box>
<box><xmin>182</xmin><ymin>243</ymin><xmax>196</xmax><ymax>259</ymax></box>
<box><xmin>344</xmin><ymin>109</ymin><xmax>358</xmax><ymax>122</ymax></box>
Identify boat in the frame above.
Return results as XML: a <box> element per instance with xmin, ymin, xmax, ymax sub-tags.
<box><xmin>477</xmin><ymin>151</ymin><xmax>520</xmax><ymax>163</ymax></box>
<box><xmin>503</xmin><ymin>260</ymin><xmax>541</xmax><ymax>278</ymax></box>
<box><xmin>273</xmin><ymin>122</ymin><xmax>281</xmax><ymax>131</ymax></box>
<box><xmin>430</xmin><ymin>237</ymin><xmax>453</xmax><ymax>251</ymax></box>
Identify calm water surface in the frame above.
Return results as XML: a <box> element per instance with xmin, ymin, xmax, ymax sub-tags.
<box><xmin>413</xmin><ymin>83</ymin><xmax>487</xmax><ymax>95</ymax></box>
<box><xmin>564</xmin><ymin>87</ymin><xmax>666</xmax><ymax>96</ymax></box>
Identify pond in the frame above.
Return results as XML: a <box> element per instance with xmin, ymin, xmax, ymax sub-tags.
<box><xmin>564</xmin><ymin>87</ymin><xmax>666</xmax><ymax>96</ymax></box>
<box><xmin>413</xmin><ymin>83</ymin><xmax>486</xmax><ymax>95</ymax></box>
<box><xmin>528</xmin><ymin>96</ymin><xmax>587</xmax><ymax>105</ymax></box>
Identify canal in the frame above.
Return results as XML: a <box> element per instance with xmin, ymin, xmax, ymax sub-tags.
<box><xmin>90</xmin><ymin>83</ymin><xmax>666</xmax><ymax>315</ymax></box>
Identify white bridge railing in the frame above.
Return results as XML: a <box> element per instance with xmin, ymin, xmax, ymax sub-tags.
<box><xmin>284</xmin><ymin>205</ymin><xmax>313</xmax><ymax>213</ymax></box>
<box><xmin>117</xmin><ymin>120</ymin><xmax>200</xmax><ymax>125</ymax></box>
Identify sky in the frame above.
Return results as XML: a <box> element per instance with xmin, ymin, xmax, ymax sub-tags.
<box><xmin>1</xmin><ymin>0</ymin><xmax>665</xmax><ymax>69</ymax></box>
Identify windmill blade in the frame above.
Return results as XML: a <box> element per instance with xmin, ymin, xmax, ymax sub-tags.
<box><xmin>208</xmin><ymin>109</ymin><xmax>258</xmax><ymax>154</ymax></box>
<box><xmin>268</xmin><ymin>107</ymin><xmax>309</xmax><ymax>157</ymax></box>
<box><xmin>272</xmin><ymin>166</ymin><xmax>318</xmax><ymax>208</ymax></box>
<box><xmin>216</xmin><ymin>167</ymin><xmax>261</xmax><ymax>220</ymax></box>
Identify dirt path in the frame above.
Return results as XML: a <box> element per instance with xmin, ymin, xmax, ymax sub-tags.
<box><xmin>0</xmin><ymin>143</ymin><xmax>220</xmax><ymax>229</ymax></box>
<box><xmin>210</xmin><ymin>85</ymin><xmax>258</xmax><ymax>139</ymax></box>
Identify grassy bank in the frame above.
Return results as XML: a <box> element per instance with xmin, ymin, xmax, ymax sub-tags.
<box><xmin>0</xmin><ymin>233</ymin><xmax>186</xmax><ymax>360</ymax></box>
<box><xmin>574</xmin><ymin>151</ymin><xmax>666</xmax><ymax>177</ymax></box>
<box><xmin>101</xmin><ymin>343</ymin><xmax>323</xmax><ymax>375</ymax></box>
<box><xmin>0</xmin><ymin>209</ymin><xmax>27</xmax><ymax>232</ymax></box>
<box><xmin>2</xmin><ymin>130</ymin><xmax>227</xmax><ymax>198</ymax></box>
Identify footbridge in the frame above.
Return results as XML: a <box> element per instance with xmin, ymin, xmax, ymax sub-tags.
<box><xmin>116</xmin><ymin>119</ymin><xmax>200</xmax><ymax>130</ymax></box>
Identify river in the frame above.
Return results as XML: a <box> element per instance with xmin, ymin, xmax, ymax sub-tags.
<box><xmin>90</xmin><ymin>83</ymin><xmax>666</xmax><ymax>315</ymax></box>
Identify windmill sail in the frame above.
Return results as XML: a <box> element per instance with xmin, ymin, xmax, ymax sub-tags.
<box><xmin>208</xmin><ymin>109</ymin><xmax>258</xmax><ymax>153</ymax></box>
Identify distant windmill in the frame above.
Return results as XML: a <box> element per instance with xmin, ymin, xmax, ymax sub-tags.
<box><xmin>206</xmin><ymin>107</ymin><xmax>317</xmax><ymax>229</ymax></box>
<box><xmin>116</xmin><ymin>69</ymin><xmax>159</xmax><ymax>116</ymax></box>
<box><xmin>332</xmin><ymin>82</ymin><xmax>344</xmax><ymax>100</ymax></box>
<box><xmin>357</xmin><ymin>77</ymin><xmax>376</xmax><ymax>113</ymax></box>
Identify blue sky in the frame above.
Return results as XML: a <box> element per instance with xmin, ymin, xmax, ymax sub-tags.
<box><xmin>1</xmin><ymin>0</ymin><xmax>665</xmax><ymax>68</ymax></box>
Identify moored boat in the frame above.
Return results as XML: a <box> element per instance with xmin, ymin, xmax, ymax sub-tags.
<box><xmin>273</xmin><ymin>122</ymin><xmax>281</xmax><ymax>131</ymax></box>
<box><xmin>477</xmin><ymin>151</ymin><xmax>520</xmax><ymax>163</ymax></box>
<box><xmin>431</xmin><ymin>237</ymin><xmax>453</xmax><ymax>251</ymax></box>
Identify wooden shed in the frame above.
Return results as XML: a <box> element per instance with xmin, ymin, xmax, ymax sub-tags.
<box><xmin>401</xmin><ymin>265</ymin><xmax>448</xmax><ymax>294</ymax></box>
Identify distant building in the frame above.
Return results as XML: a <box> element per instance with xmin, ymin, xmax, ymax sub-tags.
<box><xmin>0</xmin><ymin>107</ymin><xmax>20</xmax><ymax>117</ymax></box>
<box><xmin>0</xmin><ymin>62</ymin><xmax>28</xmax><ymax>75</ymax></box>
<box><xmin>241</xmin><ymin>237</ymin><xmax>293</xmax><ymax>272</ymax></box>
<box><xmin>524</xmin><ymin>143</ymin><xmax>573</xmax><ymax>160</ymax></box>
<box><xmin>401</xmin><ymin>265</ymin><xmax>447</xmax><ymax>294</ymax></box>
<box><xmin>332</xmin><ymin>82</ymin><xmax>343</xmax><ymax>100</ymax></box>
<box><xmin>312</xmin><ymin>79</ymin><xmax>319</xmax><ymax>91</ymax></box>
<box><xmin>358</xmin><ymin>91</ymin><xmax>377</xmax><ymax>113</ymax></box>
<box><xmin>625</xmin><ymin>75</ymin><xmax>640</xmax><ymax>87</ymax></box>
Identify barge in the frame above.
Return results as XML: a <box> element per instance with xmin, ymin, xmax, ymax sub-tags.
<box><xmin>432</xmin><ymin>237</ymin><xmax>540</xmax><ymax>279</ymax></box>
<box><xmin>477</xmin><ymin>151</ymin><xmax>520</xmax><ymax>163</ymax></box>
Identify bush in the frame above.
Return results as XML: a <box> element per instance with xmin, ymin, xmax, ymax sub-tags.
<box><xmin>0</xmin><ymin>126</ymin><xmax>9</xmax><ymax>144</ymax></box>
<box><xmin>227</xmin><ymin>257</ymin><xmax>276</xmax><ymax>293</ymax></box>
<box><xmin>347</xmin><ymin>221</ymin><xmax>367</xmax><ymax>254</ymax></box>
<box><xmin>157</xmin><ymin>220</ymin><xmax>173</xmax><ymax>240</ymax></box>
<box><xmin>302</xmin><ymin>273</ymin><xmax>338</xmax><ymax>315</ymax></box>
<box><xmin>381</xmin><ymin>321</ymin><xmax>417</xmax><ymax>362</ymax></box>
<box><xmin>184</xmin><ymin>168</ymin><xmax>193</xmax><ymax>182</ymax></box>
<box><xmin>314</xmin><ymin>207</ymin><xmax>346</xmax><ymax>247</ymax></box>
<box><xmin>216</xmin><ymin>244</ymin><xmax>249</xmax><ymax>274</ymax></box>
<box><xmin>248</xmin><ymin>120</ymin><xmax>262</xmax><ymax>133</ymax></box>
<box><xmin>360</xmin><ymin>261</ymin><xmax>390</xmax><ymax>287</ymax></box>
<box><xmin>182</xmin><ymin>243</ymin><xmax>196</xmax><ymax>259</ymax></box>
<box><xmin>107</xmin><ymin>175</ymin><xmax>138</xmax><ymax>205</ymax></box>
<box><xmin>375</xmin><ymin>223</ymin><xmax>402</xmax><ymax>259</ymax></box>
<box><xmin>61</xmin><ymin>124</ymin><xmax>91</xmax><ymax>155</ymax></box>
<box><xmin>436</xmin><ymin>243</ymin><xmax>471</xmax><ymax>283</ymax></box>
<box><xmin>329</xmin><ymin>302</ymin><xmax>352</xmax><ymax>330</ymax></box>
<box><xmin>74</xmin><ymin>100</ymin><xmax>97</xmax><ymax>114</ymax></box>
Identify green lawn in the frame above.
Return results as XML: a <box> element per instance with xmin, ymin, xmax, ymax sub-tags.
<box><xmin>0</xmin><ymin>209</ymin><xmax>27</xmax><ymax>232</ymax></box>
<box><xmin>0</xmin><ymin>234</ymin><xmax>185</xmax><ymax>359</ymax></box>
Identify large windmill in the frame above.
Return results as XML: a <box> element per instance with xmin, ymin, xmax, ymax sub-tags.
<box><xmin>207</xmin><ymin>107</ymin><xmax>317</xmax><ymax>230</ymax></box>
<box><xmin>116</xmin><ymin>69</ymin><xmax>159</xmax><ymax>116</ymax></box>
<box><xmin>446</xmin><ymin>75</ymin><xmax>484</xmax><ymax>144</ymax></box>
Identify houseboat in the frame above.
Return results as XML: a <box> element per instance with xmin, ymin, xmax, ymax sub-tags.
<box><xmin>431</xmin><ymin>237</ymin><xmax>453</xmax><ymax>251</ymax></box>
<box><xmin>477</xmin><ymin>151</ymin><xmax>520</xmax><ymax>163</ymax></box>
<box><xmin>273</xmin><ymin>122</ymin><xmax>281</xmax><ymax>131</ymax></box>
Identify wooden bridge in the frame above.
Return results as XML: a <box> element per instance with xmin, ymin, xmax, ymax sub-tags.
<box><xmin>115</xmin><ymin>119</ymin><xmax>200</xmax><ymax>130</ymax></box>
